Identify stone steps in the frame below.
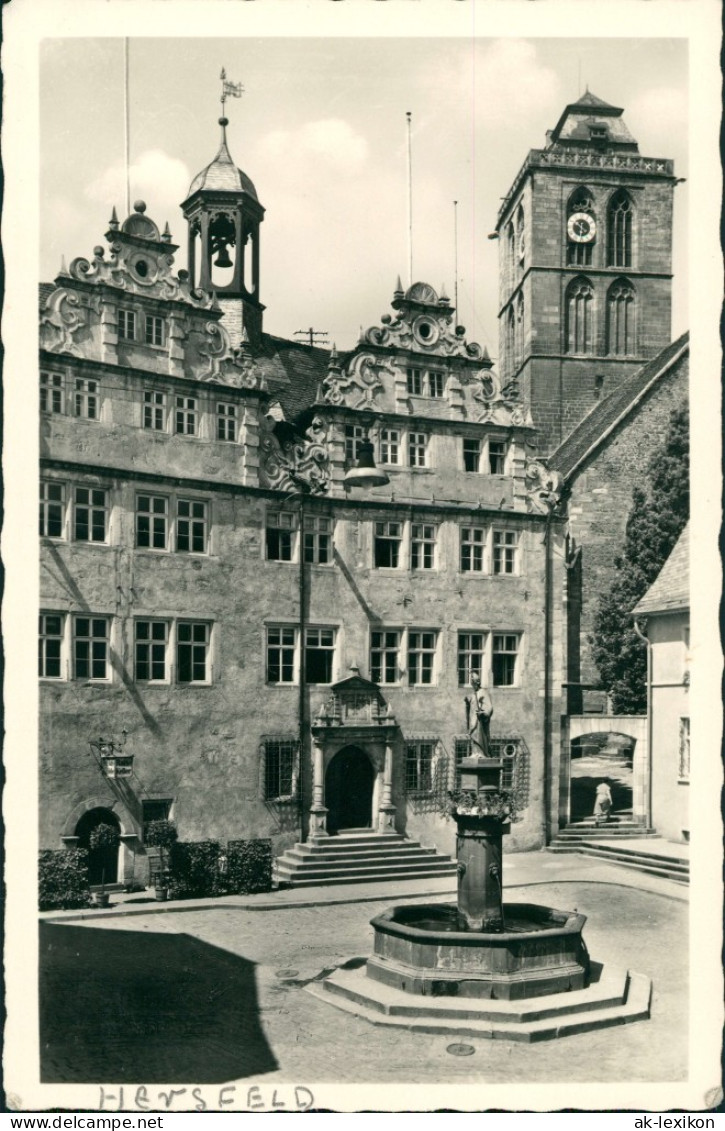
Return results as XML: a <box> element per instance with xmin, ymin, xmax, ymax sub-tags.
<box><xmin>275</xmin><ymin>833</ymin><xmax>457</xmax><ymax>888</ymax></box>
<box><xmin>307</xmin><ymin>964</ymin><xmax>652</xmax><ymax>1042</ymax></box>
<box><xmin>547</xmin><ymin>840</ymin><xmax>689</xmax><ymax>883</ymax></box>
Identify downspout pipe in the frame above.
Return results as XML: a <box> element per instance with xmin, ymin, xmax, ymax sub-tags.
<box><xmin>298</xmin><ymin>498</ymin><xmax>308</xmax><ymax>839</ymax></box>
<box><xmin>633</xmin><ymin>617</ymin><xmax>653</xmax><ymax>829</ymax></box>
<box><xmin>542</xmin><ymin>510</ymin><xmax>553</xmax><ymax>845</ymax></box>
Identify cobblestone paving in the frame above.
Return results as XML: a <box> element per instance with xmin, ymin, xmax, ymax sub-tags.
<box><xmin>40</xmin><ymin>879</ymin><xmax>687</xmax><ymax>1088</ymax></box>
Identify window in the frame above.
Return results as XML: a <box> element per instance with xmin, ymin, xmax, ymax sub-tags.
<box><xmin>489</xmin><ymin>440</ymin><xmax>507</xmax><ymax>475</ymax></box>
<box><xmin>408</xmin><ymin>432</ymin><xmax>428</xmax><ymax>468</ymax></box>
<box><xmin>177</xmin><ymin>622</ymin><xmax>210</xmax><ymax>683</ymax></box>
<box><xmin>374</xmin><ymin>521</ymin><xmax>402</xmax><ymax>568</ymax></box>
<box><xmin>118</xmin><ymin>309</ymin><xmax>136</xmax><ymax>340</ymax></box>
<box><xmin>136</xmin><ymin>494</ymin><xmax>168</xmax><ymax>550</ymax></box>
<box><xmin>305</xmin><ymin>628</ymin><xmax>335</xmax><ymax>684</ymax></box>
<box><xmin>411</xmin><ymin>523</ymin><xmax>436</xmax><ymax>570</ymax></box>
<box><xmin>144</xmin><ymin>391</ymin><xmax>167</xmax><ymax>431</ymax></box>
<box><xmin>566</xmin><ymin>277</ymin><xmax>594</xmax><ymax>355</ymax></box>
<box><xmin>428</xmin><ymin>371</ymin><xmax>445</xmax><ymax>398</ymax></box>
<box><xmin>263</xmin><ymin>738</ymin><xmax>299</xmax><ymax>801</ymax></box>
<box><xmin>406</xmin><ymin>740</ymin><xmax>435</xmax><ymax>792</ymax></box>
<box><xmin>345</xmin><ymin>424</ymin><xmax>366</xmax><ymax>464</ymax></box>
<box><xmin>304</xmin><ymin>516</ymin><xmax>333</xmax><ymax>564</ymax></box>
<box><xmin>371</xmin><ymin>630</ymin><xmax>401</xmax><ymax>685</ymax></box>
<box><xmin>135</xmin><ymin>620</ymin><xmax>169</xmax><ymax>682</ymax></box>
<box><xmin>267</xmin><ymin>626</ymin><xmax>297</xmax><ymax>684</ymax></box>
<box><xmin>514</xmin><ymin>294</ymin><xmax>524</xmax><ymax>369</ymax></box>
<box><xmin>380</xmin><ymin>428</ymin><xmax>401</xmax><ymax>466</ymax></box>
<box><xmin>142</xmin><ymin>799</ymin><xmax>172</xmax><ymax>835</ymax></box>
<box><xmin>40</xmin><ymin>481</ymin><xmax>65</xmax><ymax>538</ymax></box>
<box><xmin>176</xmin><ymin>499</ymin><xmax>207</xmax><ymax>554</ymax></box>
<box><xmin>40</xmin><ymin>371</ymin><xmax>64</xmax><ymax>414</ymax></box>
<box><xmin>458</xmin><ymin>631</ymin><xmax>487</xmax><ymax>686</ymax></box>
<box><xmin>73</xmin><ymin>616</ymin><xmax>109</xmax><ymax>681</ymax></box>
<box><xmin>463</xmin><ymin>439</ymin><xmax>482</xmax><ymax>473</ymax></box>
<box><xmin>74</xmin><ymin>378</ymin><xmax>99</xmax><ymax>420</ymax></box>
<box><xmin>39</xmin><ymin>613</ymin><xmax>64</xmax><ymax>678</ymax></box>
<box><xmin>407</xmin><ymin>367</ymin><xmax>423</xmax><ymax>396</ymax></box>
<box><xmin>217</xmin><ymin>403</ymin><xmax>238</xmax><ymax>442</ymax></box>
<box><xmin>492</xmin><ymin>633</ymin><xmax>520</xmax><ymax>687</ymax></box>
<box><xmin>74</xmin><ymin>487</ymin><xmax>108</xmax><ymax>543</ymax></box>
<box><xmin>460</xmin><ymin>525</ymin><xmax>486</xmax><ymax>573</ymax></box>
<box><xmin>606</xmin><ymin>279</ymin><xmax>636</xmax><ymax>356</ymax></box>
<box><xmin>678</xmin><ymin>717</ymin><xmax>690</xmax><ymax>781</ymax></box>
<box><xmin>144</xmin><ymin>315</ymin><xmax>165</xmax><ymax>347</ymax></box>
<box><xmin>407</xmin><ymin>630</ymin><xmax>437</xmax><ymax>686</ymax></box>
<box><xmin>607</xmin><ymin>191</ymin><xmax>633</xmax><ymax>268</ymax></box>
<box><xmin>175</xmin><ymin>396</ymin><xmax>198</xmax><ymax>436</ymax></box>
<box><xmin>492</xmin><ymin>530</ymin><xmax>519</xmax><ymax>575</ymax></box>
<box><xmin>266</xmin><ymin>511</ymin><xmax>297</xmax><ymax>562</ymax></box>
<box><xmin>506</xmin><ymin>307</ymin><xmax>515</xmax><ymax>375</ymax></box>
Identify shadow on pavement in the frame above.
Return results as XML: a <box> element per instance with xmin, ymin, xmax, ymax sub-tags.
<box><xmin>40</xmin><ymin>921</ymin><xmax>278</xmax><ymax>1083</ymax></box>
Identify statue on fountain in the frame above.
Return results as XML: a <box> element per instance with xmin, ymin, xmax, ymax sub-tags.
<box><xmin>466</xmin><ymin>672</ymin><xmax>494</xmax><ymax>759</ymax></box>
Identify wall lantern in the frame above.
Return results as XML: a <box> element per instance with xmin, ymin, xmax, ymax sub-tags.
<box><xmin>89</xmin><ymin>729</ymin><xmax>133</xmax><ymax>779</ymax></box>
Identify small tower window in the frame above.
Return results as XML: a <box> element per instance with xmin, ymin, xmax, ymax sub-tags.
<box><xmin>566</xmin><ymin>277</ymin><xmax>594</xmax><ymax>355</ymax></box>
<box><xmin>607</xmin><ymin>191</ymin><xmax>633</xmax><ymax>268</ymax></box>
<box><xmin>606</xmin><ymin>279</ymin><xmax>636</xmax><ymax>356</ymax></box>
<box><xmin>514</xmin><ymin>293</ymin><xmax>525</xmax><ymax>369</ymax></box>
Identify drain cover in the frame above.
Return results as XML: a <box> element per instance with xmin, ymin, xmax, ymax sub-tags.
<box><xmin>446</xmin><ymin>1043</ymin><xmax>475</xmax><ymax>1057</ymax></box>
<box><xmin>275</xmin><ymin>968</ymin><xmax>299</xmax><ymax>979</ymax></box>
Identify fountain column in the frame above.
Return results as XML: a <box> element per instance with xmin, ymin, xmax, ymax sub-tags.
<box><xmin>377</xmin><ymin>737</ymin><xmax>397</xmax><ymax>833</ymax></box>
<box><xmin>455</xmin><ymin>756</ymin><xmax>508</xmax><ymax>930</ymax></box>
<box><xmin>309</xmin><ymin>736</ymin><xmax>328</xmax><ymax>837</ymax></box>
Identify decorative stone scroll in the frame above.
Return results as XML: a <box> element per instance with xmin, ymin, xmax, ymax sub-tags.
<box><xmin>259</xmin><ymin>413</ymin><xmax>331</xmax><ymax>495</ymax></box>
<box><xmin>524</xmin><ymin>459</ymin><xmax>564</xmax><ymax>514</ymax></box>
<box><xmin>463</xmin><ymin>367</ymin><xmax>531</xmax><ymax>426</ymax></box>
<box><xmin>40</xmin><ymin>288</ymin><xmax>100</xmax><ymax>356</ymax></box>
<box><xmin>322</xmin><ymin>351</ymin><xmax>393</xmax><ymax>409</ymax></box>
<box><xmin>66</xmin><ymin>242</ymin><xmax>217</xmax><ymax>310</ymax></box>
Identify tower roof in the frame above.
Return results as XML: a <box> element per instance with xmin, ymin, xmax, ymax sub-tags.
<box><xmin>187</xmin><ymin>121</ymin><xmax>258</xmax><ymax>200</ymax></box>
<box><xmin>548</xmin><ymin>91</ymin><xmax>637</xmax><ymax>150</ymax></box>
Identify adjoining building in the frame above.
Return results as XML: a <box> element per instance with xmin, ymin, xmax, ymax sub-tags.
<box><xmin>38</xmin><ymin>93</ymin><xmax>685</xmax><ymax>886</ymax></box>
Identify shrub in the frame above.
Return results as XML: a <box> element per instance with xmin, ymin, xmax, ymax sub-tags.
<box><xmin>227</xmin><ymin>839</ymin><xmax>273</xmax><ymax>894</ymax></box>
<box><xmin>89</xmin><ymin>822</ymin><xmax>119</xmax><ymax>850</ymax></box>
<box><xmin>39</xmin><ymin>848</ymin><xmax>90</xmax><ymax>911</ymax></box>
<box><xmin>169</xmin><ymin>840</ymin><xmax>224</xmax><ymax>900</ymax></box>
<box><xmin>144</xmin><ymin>819</ymin><xmax>178</xmax><ymax>884</ymax></box>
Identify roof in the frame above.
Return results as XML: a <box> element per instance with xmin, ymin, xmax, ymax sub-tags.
<box><xmin>255</xmin><ymin>334</ymin><xmax>336</xmax><ymax>420</ymax></box>
<box><xmin>549</xmin><ymin>332</ymin><xmax>689</xmax><ymax>481</ymax></box>
<box><xmin>570</xmin><ymin>91</ymin><xmax>621</xmax><ymax>112</ymax></box>
<box><xmin>633</xmin><ymin>523</ymin><xmax>689</xmax><ymax>615</ymax></box>
<box><xmin>187</xmin><ymin>135</ymin><xmax>258</xmax><ymax>200</ymax></box>
<box><xmin>39</xmin><ymin>282</ymin><xmax>55</xmax><ymax>308</ymax></box>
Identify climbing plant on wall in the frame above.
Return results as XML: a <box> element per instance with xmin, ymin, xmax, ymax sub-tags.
<box><xmin>591</xmin><ymin>403</ymin><xmax>689</xmax><ymax>714</ymax></box>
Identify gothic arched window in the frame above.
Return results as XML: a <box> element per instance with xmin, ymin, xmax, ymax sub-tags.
<box><xmin>607</xmin><ymin>190</ymin><xmax>633</xmax><ymax>268</ymax></box>
<box><xmin>566</xmin><ymin>277</ymin><xmax>594</xmax><ymax>355</ymax></box>
<box><xmin>506</xmin><ymin>306</ymin><xmax>516</xmax><ymax>374</ymax></box>
<box><xmin>515</xmin><ymin>204</ymin><xmax>525</xmax><ymax>272</ymax></box>
<box><xmin>515</xmin><ymin>293</ymin><xmax>525</xmax><ymax>369</ymax></box>
<box><xmin>606</xmin><ymin>279</ymin><xmax>636</xmax><ymax>356</ymax></box>
<box><xmin>506</xmin><ymin>222</ymin><xmax>515</xmax><ymax>285</ymax></box>
<box><xmin>566</xmin><ymin>187</ymin><xmax>595</xmax><ymax>267</ymax></box>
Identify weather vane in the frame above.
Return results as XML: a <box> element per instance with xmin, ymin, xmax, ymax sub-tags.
<box><xmin>220</xmin><ymin>67</ymin><xmax>244</xmax><ymax>115</ymax></box>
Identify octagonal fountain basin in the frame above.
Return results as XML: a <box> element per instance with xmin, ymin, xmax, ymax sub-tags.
<box><xmin>367</xmin><ymin>902</ymin><xmax>590</xmax><ymax>1001</ymax></box>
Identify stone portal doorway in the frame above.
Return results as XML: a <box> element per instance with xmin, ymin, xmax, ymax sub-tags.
<box><xmin>75</xmin><ymin>807</ymin><xmax>120</xmax><ymax>885</ymax></box>
<box><xmin>325</xmin><ymin>746</ymin><xmax>375</xmax><ymax>834</ymax></box>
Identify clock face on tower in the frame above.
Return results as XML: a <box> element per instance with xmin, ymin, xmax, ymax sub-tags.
<box><xmin>567</xmin><ymin>212</ymin><xmax>597</xmax><ymax>244</ymax></box>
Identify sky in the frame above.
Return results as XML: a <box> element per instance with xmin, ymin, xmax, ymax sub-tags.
<box><xmin>40</xmin><ymin>37</ymin><xmax>688</xmax><ymax>355</ymax></box>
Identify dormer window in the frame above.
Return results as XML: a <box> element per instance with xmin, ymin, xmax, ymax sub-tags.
<box><xmin>589</xmin><ymin>125</ymin><xmax>608</xmax><ymax>141</ymax></box>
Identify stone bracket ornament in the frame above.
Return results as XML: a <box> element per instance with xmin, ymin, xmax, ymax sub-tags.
<box><xmin>524</xmin><ymin>459</ymin><xmax>564</xmax><ymax>514</ymax></box>
<box><xmin>259</xmin><ymin>413</ymin><xmax>331</xmax><ymax>495</ymax></box>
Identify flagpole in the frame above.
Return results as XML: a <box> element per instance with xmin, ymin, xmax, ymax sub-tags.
<box><xmin>406</xmin><ymin>111</ymin><xmax>413</xmax><ymax>287</ymax></box>
<box><xmin>124</xmin><ymin>38</ymin><xmax>130</xmax><ymax>216</ymax></box>
<box><xmin>453</xmin><ymin>200</ymin><xmax>459</xmax><ymax>325</ymax></box>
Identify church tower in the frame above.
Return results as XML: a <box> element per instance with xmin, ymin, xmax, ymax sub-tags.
<box><xmin>182</xmin><ymin>113</ymin><xmax>265</xmax><ymax>346</ymax></box>
<box><xmin>495</xmin><ymin>92</ymin><xmax>677</xmax><ymax>454</ymax></box>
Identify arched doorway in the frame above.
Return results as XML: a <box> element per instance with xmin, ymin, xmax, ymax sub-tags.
<box><xmin>569</xmin><ymin>733</ymin><xmax>634</xmax><ymax>823</ymax></box>
<box><xmin>325</xmin><ymin>746</ymin><xmax>375</xmax><ymax>834</ymax></box>
<box><xmin>75</xmin><ymin>807</ymin><xmax>120</xmax><ymax>885</ymax></box>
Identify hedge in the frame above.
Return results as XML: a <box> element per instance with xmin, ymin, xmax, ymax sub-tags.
<box><xmin>226</xmin><ymin>839</ymin><xmax>273</xmax><ymax>895</ymax></box>
<box><xmin>168</xmin><ymin>840</ymin><xmax>224</xmax><ymax>900</ymax></box>
<box><xmin>39</xmin><ymin>848</ymin><xmax>90</xmax><ymax>911</ymax></box>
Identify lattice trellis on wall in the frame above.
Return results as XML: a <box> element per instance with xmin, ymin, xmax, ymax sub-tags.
<box><xmin>404</xmin><ymin>737</ymin><xmax>450</xmax><ymax>815</ymax></box>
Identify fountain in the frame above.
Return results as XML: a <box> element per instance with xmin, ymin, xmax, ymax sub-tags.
<box><xmin>309</xmin><ymin>679</ymin><xmax>652</xmax><ymax>1041</ymax></box>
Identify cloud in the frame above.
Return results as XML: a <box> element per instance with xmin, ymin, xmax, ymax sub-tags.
<box><xmin>475</xmin><ymin>40</ymin><xmax>562</xmax><ymax>127</ymax></box>
<box><xmin>258</xmin><ymin>119</ymin><xmax>368</xmax><ymax>177</ymax></box>
<box><xmin>85</xmin><ymin>149</ymin><xmax>191</xmax><ymax>217</ymax></box>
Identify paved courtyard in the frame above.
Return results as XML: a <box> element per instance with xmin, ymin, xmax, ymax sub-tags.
<box><xmin>40</xmin><ymin>856</ymin><xmax>688</xmax><ymax>1088</ymax></box>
